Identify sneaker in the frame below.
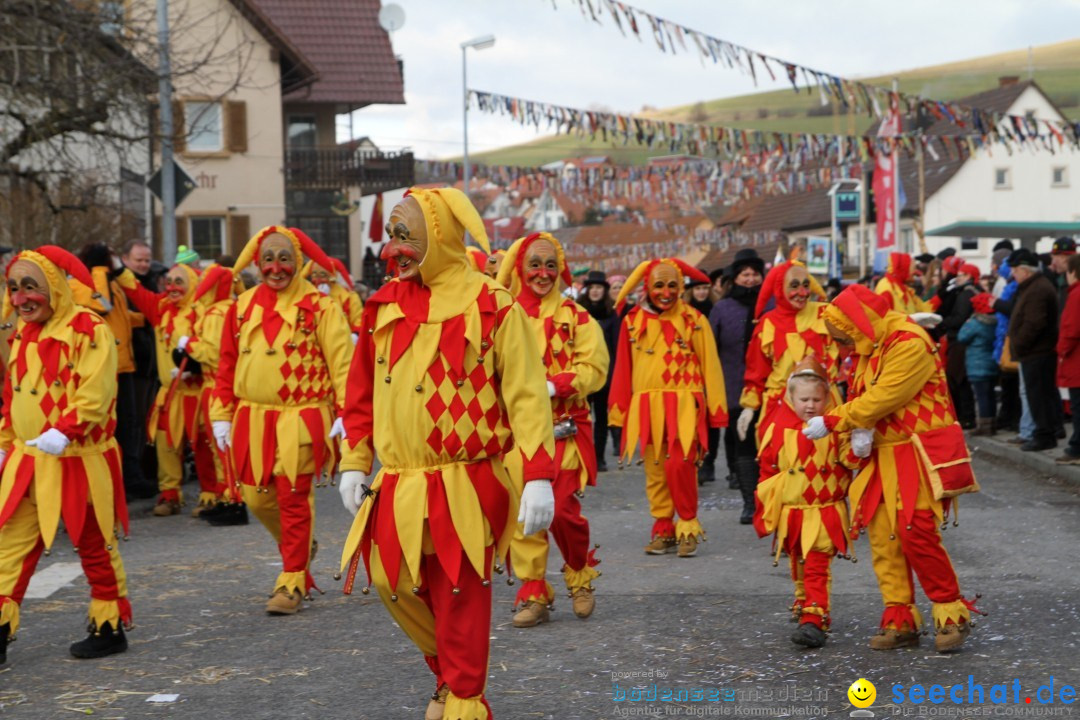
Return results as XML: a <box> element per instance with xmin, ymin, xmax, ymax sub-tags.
<box><xmin>1056</xmin><ymin>453</ymin><xmax>1080</xmax><ymax>465</ymax></box>
<box><xmin>265</xmin><ymin>589</ymin><xmax>303</xmax><ymax>615</ymax></box>
<box><xmin>425</xmin><ymin>684</ymin><xmax>450</xmax><ymax>720</ymax></box>
<box><xmin>570</xmin><ymin>587</ymin><xmax>595</xmax><ymax>619</ymax></box>
<box><xmin>790</xmin><ymin>622</ymin><xmax>827</xmax><ymax>648</ymax></box>
<box><xmin>512</xmin><ymin>601</ymin><xmax>550</xmax><ymax>628</ymax></box>
<box><xmin>868</xmin><ymin>628</ymin><xmax>920</xmax><ymax>650</ymax></box>
<box><xmin>677</xmin><ymin>535</ymin><xmax>698</xmax><ymax>558</ymax></box>
<box><xmin>935</xmin><ymin>621</ymin><xmax>970</xmax><ymax>653</ymax></box>
<box><xmin>70</xmin><ymin>621</ymin><xmax>128</xmax><ymax>659</ymax></box>
<box><xmin>644</xmin><ymin>536</ymin><xmax>677</xmax><ymax>555</ymax></box>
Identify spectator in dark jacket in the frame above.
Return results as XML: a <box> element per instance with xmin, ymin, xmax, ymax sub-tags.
<box><xmin>685</xmin><ymin>274</ymin><xmax>717</xmax><ymax>481</ymax></box>
<box><xmin>1056</xmin><ymin>254</ymin><xmax>1080</xmax><ymax>463</ymax></box>
<box><xmin>1009</xmin><ymin>248</ymin><xmax>1060</xmax><ymax>451</ymax></box>
<box><xmin>579</xmin><ymin>270</ymin><xmax>620</xmax><ymax>471</ymax></box>
<box><xmin>957</xmin><ymin>293</ymin><xmax>999</xmax><ymax>436</ymax></box>
<box><xmin>707</xmin><ymin>248</ymin><xmax>764</xmax><ymax>489</ymax></box>
<box><xmin>940</xmin><ymin>262</ymin><xmax>981</xmax><ymax>428</ymax></box>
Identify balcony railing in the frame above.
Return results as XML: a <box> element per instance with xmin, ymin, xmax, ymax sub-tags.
<box><xmin>285</xmin><ymin>147</ymin><xmax>415</xmax><ymax>194</ymax></box>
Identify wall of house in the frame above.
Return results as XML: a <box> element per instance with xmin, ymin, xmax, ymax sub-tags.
<box><xmin>282</xmin><ymin>103</ymin><xmax>339</xmax><ymax>147</ymax></box>
<box><xmin>138</xmin><ymin>0</ymin><xmax>286</xmax><ymax>259</ymax></box>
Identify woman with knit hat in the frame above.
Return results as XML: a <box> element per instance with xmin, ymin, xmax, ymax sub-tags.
<box><xmin>210</xmin><ymin>227</ymin><xmax>353</xmax><ymax>614</ymax></box>
<box><xmin>0</xmin><ymin>247</ymin><xmax>133</xmax><ymax>664</ymax></box>
<box><xmin>608</xmin><ymin>258</ymin><xmax>727</xmax><ymax>557</ymax></box>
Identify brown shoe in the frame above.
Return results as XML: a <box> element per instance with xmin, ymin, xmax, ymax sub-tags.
<box><xmin>570</xmin><ymin>588</ymin><xmax>595</xmax><ymax>619</ymax></box>
<box><xmin>869</xmin><ymin>628</ymin><xmax>920</xmax><ymax>650</ymax></box>
<box><xmin>512</xmin><ymin>600</ymin><xmax>550</xmax><ymax>628</ymax></box>
<box><xmin>265</xmin><ymin>589</ymin><xmax>302</xmax><ymax>615</ymax></box>
<box><xmin>425</xmin><ymin>684</ymin><xmax>449</xmax><ymax>720</ymax></box>
<box><xmin>644</xmin><ymin>536</ymin><xmax>677</xmax><ymax>555</ymax></box>
<box><xmin>935</xmin><ymin>621</ymin><xmax>970</xmax><ymax>653</ymax></box>
<box><xmin>190</xmin><ymin>503</ymin><xmax>212</xmax><ymax>518</ymax></box>
<box><xmin>152</xmin><ymin>500</ymin><xmax>181</xmax><ymax>517</ymax></box>
<box><xmin>677</xmin><ymin>534</ymin><xmax>698</xmax><ymax>558</ymax></box>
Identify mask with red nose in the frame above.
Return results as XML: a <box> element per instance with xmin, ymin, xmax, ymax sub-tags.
<box><xmin>647</xmin><ymin>262</ymin><xmax>681</xmax><ymax>312</ymax></box>
<box><xmin>524</xmin><ymin>239</ymin><xmax>559</xmax><ymax>298</ymax></box>
<box><xmin>7</xmin><ymin>260</ymin><xmax>53</xmax><ymax>324</ymax></box>
<box><xmin>259</xmin><ymin>234</ymin><xmax>297</xmax><ymax>292</ymax></box>
<box><xmin>381</xmin><ymin>197</ymin><xmax>428</xmax><ymax>284</ymax></box>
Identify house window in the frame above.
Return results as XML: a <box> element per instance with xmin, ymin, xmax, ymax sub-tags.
<box><xmin>189</xmin><ymin>217</ymin><xmax>225</xmax><ymax>259</ymax></box>
<box><xmin>185</xmin><ymin>102</ymin><xmax>223</xmax><ymax>152</ymax></box>
<box><xmin>1053</xmin><ymin>167</ymin><xmax>1069</xmax><ymax>188</ymax></box>
<box><xmin>99</xmin><ymin>1</ymin><xmax>125</xmax><ymax>35</ymax></box>
<box><xmin>961</xmin><ymin>237</ymin><xmax>979</xmax><ymax>251</ymax></box>
<box><xmin>994</xmin><ymin>168</ymin><xmax>1011</xmax><ymax>189</ymax></box>
<box><xmin>1025</xmin><ymin>110</ymin><xmax>1037</xmax><ymax>124</ymax></box>
<box><xmin>287</xmin><ymin>115</ymin><xmax>317</xmax><ymax>149</ymax></box>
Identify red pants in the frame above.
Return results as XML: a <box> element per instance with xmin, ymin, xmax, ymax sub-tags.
<box><xmin>644</xmin><ymin>445</ymin><xmax>702</xmax><ymax>540</ymax></box>
<box><xmin>789</xmin><ymin>551</ymin><xmax>833</xmax><ymax>629</ymax></box>
<box><xmin>242</xmin><ymin>474</ymin><xmax>315</xmax><ymax>595</ymax></box>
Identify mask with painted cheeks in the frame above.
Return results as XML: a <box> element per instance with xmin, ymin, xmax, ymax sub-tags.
<box><xmin>824</xmin><ymin>319</ymin><xmax>855</xmax><ymax>348</ymax></box>
<box><xmin>784</xmin><ymin>265</ymin><xmax>812</xmax><ymax>310</ymax></box>
<box><xmin>381</xmin><ymin>197</ymin><xmax>428</xmax><ymax>283</ymax></box>
<box><xmin>259</xmin><ymin>234</ymin><xmax>297</xmax><ymax>292</ymax></box>
<box><xmin>7</xmin><ymin>260</ymin><xmax>53</xmax><ymax>324</ymax></box>
<box><xmin>648</xmin><ymin>263</ymin><xmax>680</xmax><ymax>312</ymax></box>
<box><xmin>524</xmin><ymin>239</ymin><xmax>559</xmax><ymax>298</ymax></box>
<box><xmin>164</xmin><ymin>266</ymin><xmax>191</xmax><ymax>303</ymax></box>
<box><xmin>310</xmin><ymin>267</ymin><xmax>333</xmax><ymax>285</ymax></box>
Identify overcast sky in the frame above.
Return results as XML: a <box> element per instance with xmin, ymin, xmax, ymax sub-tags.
<box><xmin>340</xmin><ymin>0</ymin><xmax>1080</xmax><ymax>160</ymax></box>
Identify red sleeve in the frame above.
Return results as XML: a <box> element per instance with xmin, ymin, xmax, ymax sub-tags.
<box><xmin>342</xmin><ymin>303</ymin><xmax>377</xmax><ymax>469</ymax></box>
<box><xmin>520</xmin><ymin>443</ymin><xmax>556</xmax><ymax>481</ymax></box>
<box><xmin>606</xmin><ymin>315</ymin><xmax>634</xmax><ymax>424</ymax></box>
<box><xmin>741</xmin><ymin>321</ymin><xmax>770</xmax><ymax>404</ymax></box>
<box><xmin>1058</xmin><ymin>294</ymin><xmax>1080</xmax><ymax>357</ymax></box>
<box><xmin>212</xmin><ymin>303</ymin><xmax>240</xmax><ymax>416</ymax></box>
<box><xmin>549</xmin><ymin>372</ymin><xmax>576</xmax><ymax>398</ymax></box>
<box><xmin>121</xmin><ymin>283</ymin><xmax>164</xmax><ymax>326</ymax></box>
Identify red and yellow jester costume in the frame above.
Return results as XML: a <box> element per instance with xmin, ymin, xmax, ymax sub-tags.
<box><xmin>0</xmin><ymin>247</ymin><xmax>132</xmax><ymax>661</ymax></box>
<box><xmin>303</xmin><ymin>257</ymin><xmax>364</xmax><ymax>332</ymax></box>
<box><xmin>608</xmin><ymin>258</ymin><xmax>727</xmax><ymax>556</ymax></box>
<box><xmin>339</xmin><ymin>188</ymin><xmax>555</xmax><ymax>719</ymax></box>
<box><xmin>754</xmin><ymin>360</ymin><xmax>862</xmax><ymax>640</ymax></box>
<box><xmin>117</xmin><ymin>263</ymin><xmax>218</xmax><ymax>514</ymax></box>
<box><xmin>496</xmin><ymin>232</ymin><xmax>609</xmax><ymax>626</ymax></box>
<box><xmin>875</xmin><ymin>252</ymin><xmax>937</xmax><ymax>314</ymax></box>
<box><xmin>818</xmin><ymin>285</ymin><xmax>980</xmax><ymax>653</ymax></box>
<box><xmin>211</xmin><ymin>227</ymin><xmax>352</xmax><ymax>611</ymax></box>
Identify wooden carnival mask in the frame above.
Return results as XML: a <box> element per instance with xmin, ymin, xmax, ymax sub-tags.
<box><xmin>382</xmin><ymin>196</ymin><xmax>428</xmax><ymax>284</ymax></box>
<box><xmin>647</xmin><ymin>262</ymin><xmax>680</xmax><ymax>312</ymax></box>
<box><xmin>7</xmin><ymin>259</ymin><xmax>53</xmax><ymax>324</ymax></box>
<box><xmin>260</xmin><ymin>233</ymin><xmax>297</xmax><ymax>292</ymax></box>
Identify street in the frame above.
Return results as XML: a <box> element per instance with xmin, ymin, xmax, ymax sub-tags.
<box><xmin>2</xmin><ymin>447</ymin><xmax>1078</xmax><ymax>719</ymax></box>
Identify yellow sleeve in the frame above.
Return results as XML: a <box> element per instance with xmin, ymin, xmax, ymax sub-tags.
<box><xmin>188</xmin><ymin>309</ymin><xmax>225</xmax><ymax>368</ymax></box>
<box><xmin>561</xmin><ymin>311</ymin><xmax>609</xmax><ymax>398</ymax></box>
<box><xmin>494</xmin><ymin>300</ymin><xmax>556</xmax><ymax>471</ymax></box>
<box><xmin>346</xmin><ymin>292</ymin><xmax>365</xmax><ymax>330</ymax></box>
<box><xmin>827</xmin><ymin>338</ymin><xmax>936</xmax><ymax>433</ymax></box>
<box><xmin>314</xmin><ymin>297</ymin><xmax>354</xmax><ymax>414</ymax></box>
<box><xmin>68</xmin><ymin>278</ymin><xmax>106</xmax><ymax>314</ymax></box>
<box><xmin>693</xmin><ymin>316</ymin><xmax>728</xmax><ymax>426</ymax></box>
<box><xmin>64</xmin><ymin>320</ymin><xmax>119</xmax><ymax>435</ymax></box>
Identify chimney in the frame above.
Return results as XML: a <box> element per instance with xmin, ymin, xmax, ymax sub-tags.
<box><xmin>999</xmin><ymin>76</ymin><xmax>1020</xmax><ymax>87</ymax></box>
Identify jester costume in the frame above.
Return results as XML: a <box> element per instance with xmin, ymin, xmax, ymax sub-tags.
<box><xmin>339</xmin><ymin>188</ymin><xmax>555</xmax><ymax>720</ymax></box>
<box><xmin>0</xmin><ymin>247</ymin><xmax>132</xmax><ymax>663</ymax></box>
<box><xmin>754</xmin><ymin>360</ymin><xmax>862</xmax><ymax>645</ymax></box>
<box><xmin>303</xmin><ymin>256</ymin><xmax>364</xmax><ymax>332</ymax></box>
<box><xmin>496</xmin><ymin>232</ymin><xmax>609</xmax><ymax>626</ymax></box>
<box><xmin>608</xmin><ymin>258</ymin><xmax>727</xmax><ymax>557</ymax></box>
<box><xmin>875</xmin><ymin>252</ymin><xmax>937</xmax><ymax>314</ymax></box>
<box><xmin>211</xmin><ymin>227</ymin><xmax>352</xmax><ymax>610</ymax></box>
<box><xmin>117</xmin><ymin>263</ymin><xmax>218</xmax><ymax>514</ymax></box>
<box><xmin>819</xmin><ymin>285</ymin><xmax>980</xmax><ymax>653</ymax></box>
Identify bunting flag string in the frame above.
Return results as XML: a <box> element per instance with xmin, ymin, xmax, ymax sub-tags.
<box><xmin>541</xmin><ymin>0</ymin><xmax>1080</xmax><ymax>145</ymax></box>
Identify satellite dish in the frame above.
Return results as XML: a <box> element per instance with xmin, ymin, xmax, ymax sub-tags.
<box><xmin>378</xmin><ymin>4</ymin><xmax>405</xmax><ymax>33</ymax></box>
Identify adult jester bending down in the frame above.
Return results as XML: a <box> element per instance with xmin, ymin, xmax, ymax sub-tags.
<box><xmin>337</xmin><ymin>187</ymin><xmax>557</xmax><ymax>720</ymax></box>
<box><xmin>0</xmin><ymin>247</ymin><xmax>132</xmax><ymax>664</ymax></box>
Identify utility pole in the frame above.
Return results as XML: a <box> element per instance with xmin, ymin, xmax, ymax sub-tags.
<box><xmin>917</xmin><ymin>137</ymin><xmax>927</xmax><ymax>254</ymax></box>
<box><xmin>893</xmin><ymin>77</ymin><xmax>901</xmax><ymax>257</ymax></box>
<box><xmin>156</xmin><ymin>0</ymin><xmax>177</xmax><ymax>263</ymax></box>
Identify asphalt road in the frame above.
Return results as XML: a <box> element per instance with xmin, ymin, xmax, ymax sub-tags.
<box><xmin>2</xmin><ymin>447</ymin><xmax>1079</xmax><ymax>719</ymax></box>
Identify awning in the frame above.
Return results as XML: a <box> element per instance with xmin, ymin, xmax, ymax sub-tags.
<box><xmin>926</xmin><ymin>221</ymin><xmax>1080</xmax><ymax>240</ymax></box>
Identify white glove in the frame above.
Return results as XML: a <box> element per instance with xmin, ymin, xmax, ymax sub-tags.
<box><xmin>518</xmin><ymin>479</ymin><xmax>555</xmax><ymax>536</ymax></box>
<box><xmin>350</xmin><ymin>332</ymin><xmax>359</xmax><ymax>346</ymax></box>
<box><xmin>170</xmin><ymin>367</ymin><xmax>179</xmax><ymax>379</ymax></box>
<box><xmin>328</xmin><ymin>416</ymin><xmax>347</xmax><ymax>441</ymax></box>
<box><xmin>0</xmin><ymin>450</ymin><xmax>7</xmax><ymax>468</ymax></box>
<box><xmin>802</xmin><ymin>416</ymin><xmax>829</xmax><ymax>440</ymax></box>
<box><xmin>180</xmin><ymin>371</ymin><xmax>192</xmax><ymax>380</ymax></box>
<box><xmin>339</xmin><ymin>470</ymin><xmax>368</xmax><ymax>516</ymax></box>
<box><xmin>946</xmin><ymin>277</ymin><xmax>958</xmax><ymax>292</ymax></box>
<box><xmin>26</xmin><ymin>428</ymin><xmax>70</xmax><ymax>456</ymax></box>
<box><xmin>736</xmin><ymin>407</ymin><xmax>755</xmax><ymax>441</ymax></box>
<box><xmin>909</xmin><ymin>312</ymin><xmax>942</xmax><ymax>329</ymax></box>
<box><xmin>177</xmin><ymin>335</ymin><xmax>190</xmax><ymax>351</ymax></box>
<box><xmin>546</xmin><ymin>381</ymin><xmax>556</xmax><ymax>398</ymax></box>
<box><xmin>851</xmin><ymin>427</ymin><xmax>875</xmax><ymax>458</ymax></box>
<box><xmin>212</xmin><ymin>421</ymin><xmax>232</xmax><ymax>451</ymax></box>
<box><xmin>317</xmin><ymin>283</ymin><xmax>332</xmax><ymax>296</ymax></box>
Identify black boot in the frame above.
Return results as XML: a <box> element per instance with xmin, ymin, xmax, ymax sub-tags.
<box><xmin>697</xmin><ymin>461</ymin><xmax>715</xmax><ymax>486</ymax></box>
<box><xmin>735</xmin><ymin>458</ymin><xmax>758</xmax><ymax>525</ymax></box>
<box><xmin>727</xmin><ymin>472</ymin><xmax>739</xmax><ymax>490</ymax></box>
<box><xmin>0</xmin><ymin>623</ymin><xmax>9</xmax><ymax>665</ymax></box>
<box><xmin>205</xmin><ymin>502</ymin><xmax>249</xmax><ymax>526</ymax></box>
<box><xmin>791</xmin><ymin>622</ymin><xmax>827</xmax><ymax>648</ymax></box>
<box><xmin>70</xmin><ymin>621</ymin><xmax>127</xmax><ymax>659</ymax></box>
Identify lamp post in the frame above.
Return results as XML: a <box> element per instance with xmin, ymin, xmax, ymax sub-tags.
<box><xmin>461</xmin><ymin>34</ymin><xmax>495</xmax><ymax>193</ymax></box>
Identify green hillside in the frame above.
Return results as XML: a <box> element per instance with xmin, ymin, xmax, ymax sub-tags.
<box><xmin>461</xmin><ymin>38</ymin><xmax>1080</xmax><ymax>167</ymax></box>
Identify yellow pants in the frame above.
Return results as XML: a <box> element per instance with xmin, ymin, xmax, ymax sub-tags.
<box><xmin>0</xmin><ymin>484</ymin><xmax>130</xmax><ymax>636</ymax></box>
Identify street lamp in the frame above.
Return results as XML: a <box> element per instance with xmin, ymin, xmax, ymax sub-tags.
<box><xmin>461</xmin><ymin>34</ymin><xmax>495</xmax><ymax>193</ymax></box>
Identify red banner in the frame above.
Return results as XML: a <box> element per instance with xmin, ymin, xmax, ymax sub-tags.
<box><xmin>873</xmin><ymin>100</ymin><xmax>900</xmax><ymax>251</ymax></box>
<box><xmin>368</xmin><ymin>193</ymin><xmax>384</xmax><ymax>244</ymax></box>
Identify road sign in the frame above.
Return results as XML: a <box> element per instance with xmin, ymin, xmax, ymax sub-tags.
<box><xmin>147</xmin><ymin>163</ymin><xmax>197</xmax><ymax>207</ymax></box>
<box><xmin>835</xmin><ymin>190</ymin><xmax>860</xmax><ymax>221</ymax></box>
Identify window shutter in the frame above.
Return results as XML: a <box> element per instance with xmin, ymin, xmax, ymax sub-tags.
<box><xmin>226</xmin><ymin>100</ymin><xmax>247</xmax><ymax>153</ymax></box>
<box><xmin>173</xmin><ymin>101</ymin><xmax>186</xmax><ymax>153</ymax></box>
<box><xmin>229</xmin><ymin>214</ymin><xmax>250</xmax><ymax>254</ymax></box>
